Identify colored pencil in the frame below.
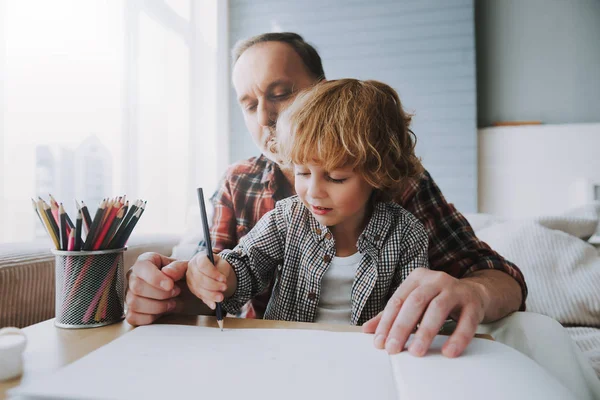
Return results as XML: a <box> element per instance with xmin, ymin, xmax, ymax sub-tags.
<box><xmin>36</xmin><ymin>199</ymin><xmax>60</xmax><ymax>249</ymax></box>
<box><xmin>113</xmin><ymin>208</ymin><xmax>142</xmax><ymax>248</ymax></box>
<box><xmin>41</xmin><ymin>199</ymin><xmax>60</xmax><ymax>248</ymax></box>
<box><xmin>49</xmin><ymin>194</ymin><xmax>60</xmax><ymax>225</ymax></box>
<box><xmin>74</xmin><ymin>210</ymin><xmax>83</xmax><ymax>251</ymax></box>
<box><xmin>93</xmin><ymin>203</ymin><xmax>121</xmax><ymax>250</ymax></box>
<box><xmin>83</xmin><ymin>199</ymin><xmax>107</xmax><ymax>250</ymax></box>
<box><xmin>100</xmin><ymin>206</ymin><xmax>125</xmax><ymax>249</ymax></box>
<box><xmin>59</xmin><ymin>204</ymin><xmax>69</xmax><ymax>251</ymax></box>
<box><xmin>32</xmin><ymin>198</ymin><xmax>44</xmax><ymax>227</ymax></box>
<box><xmin>80</xmin><ymin>201</ymin><xmax>93</xmax><ymax>236</ymax></box>
<box><xmin>197</xmin><ymin>187</ymin><xmax>224</xmax><ymax>331</ymax></box>
<box><xmin>67</xmin><ymin>228</ymin><xmax>76</xmax><ymax>251</ymax></box>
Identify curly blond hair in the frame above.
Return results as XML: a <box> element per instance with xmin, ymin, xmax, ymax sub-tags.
<box><xmin>277</xmin><ymin>79</ymin><xmax>423</xmax><ymax>201</ymax></box>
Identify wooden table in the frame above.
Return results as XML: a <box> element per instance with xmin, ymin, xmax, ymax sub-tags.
<box><xmin>0</xmin><ymin>315</ymin><xmax>492</xmax><ymax>399</ymax></box>
<box><xmin>0</xmin><ymin>315</ymin><xmax>360</xmax><ymax>399</ymax></box>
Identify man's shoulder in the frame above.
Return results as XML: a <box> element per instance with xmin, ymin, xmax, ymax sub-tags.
<box><xmin>224</xmin><ymin>155</ymin><xmax>268</xmax><ymax>179</ymax></box>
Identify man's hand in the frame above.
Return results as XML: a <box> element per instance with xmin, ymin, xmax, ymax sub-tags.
<box><xmin>125</xmin><ymin>252</ymin><xmax>188</xmax><ymax>326</ymax></box>
<box><xmin>362</xmin><ymin>268</ymin><xmax>520</xmax><ymax>358</ymax></box>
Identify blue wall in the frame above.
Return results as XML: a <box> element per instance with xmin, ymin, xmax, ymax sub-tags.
<box><xmin>229</xmin><ymin>0</ymin><xmax>477</xmax><ymax>213</ymax></box>
<box><xmin>476</xmin><ymin>0</ymin><xmax>600</xmax><ymax>127</ymax></box>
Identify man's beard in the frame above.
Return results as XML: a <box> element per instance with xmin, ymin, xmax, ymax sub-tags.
<box><xmin>263</xmin><ymin>128</ymin><xmax>283</xmax><ymax>164</ymax></box>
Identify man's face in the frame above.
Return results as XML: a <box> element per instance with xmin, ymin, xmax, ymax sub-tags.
<box><xmin>232</xmin><ymin>41</ymin><xmax>317</xmax><ymax>163</ymax></box>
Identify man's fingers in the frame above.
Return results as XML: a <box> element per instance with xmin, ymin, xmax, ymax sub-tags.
<box><xmin>126</xmin><ymin>310</ymin><xmax>160</xmax><ymax>326</ymax></box>
<box><xmin>131</xmin><ymin>260</ymin><xmax>175</xmax><ymax>292</ymax></box>
<box><xmin>129</xmin><ymin>273</ymin><xmax>180</xmax><ymax>300</ymax></box>
<box><xmin>161</xmin><ymin>260</ymin><xmax>189</xmax><ymax>281</ymax></box>
<box><xmin>362</xmin><ymin>312</ymin><xmax>382</xmax><ymax>333</ymax></box>
<box><xmin>373</xmin><ymin>277</ymin><xmax>421</xmax><ymax>349</ymax></box>
<box><xmin>409</xmin><ymin>293</ymin><xmax>454</xmax><ymax>357</ymax></box>
<box><xmin>442</xmin><ymin>305</ymin><xmax>480</xmax><ymax>358</ymax></box>
<box><xmin>126</xmin><ymin>291</ymin><xmax>177</xmax><ymax>315</ymax></box>
<box><xmin>137</xmin><ymin>252</ymin><xmax>176</xmax><ymax>269</ymax></box>
<box><xmin>385</xmin><ymin>285</ymin><xmax>440</xmax><ymax>355</ymax></box>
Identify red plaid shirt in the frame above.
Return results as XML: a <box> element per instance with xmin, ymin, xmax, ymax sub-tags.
<box><xmin>208</xmin><ymin>154</ymin><xmax>527</xmax><ymax>319</ymax></box>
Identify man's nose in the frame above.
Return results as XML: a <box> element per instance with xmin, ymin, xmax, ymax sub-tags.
<box><xmin>257</xmin><ymin>101</ymin><xmax>276</xmax><ymax>128</ymax></box>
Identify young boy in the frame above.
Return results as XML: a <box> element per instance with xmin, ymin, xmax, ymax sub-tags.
<box><xmin>186</xmin><ymin>79</ymin><xmax>428</xmax><ymax>325</ymax></box>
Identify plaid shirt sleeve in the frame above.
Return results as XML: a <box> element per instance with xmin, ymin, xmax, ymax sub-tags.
<box><xmin>219</xmin><ymin>206</ymin><xmax>287</xmax><ymax>315</ymax></box>
<box><xmin>389</xmin><ymin>220</ymin><xmax>430</xmax><ymax>298</ymax></box>
<box><xmin>401</xmin><ymin>171</ymin><xmax>528</xmax><ymax>310</ymax></box>
<box><xmin>208</xmin><ymin>174</ymin><xmax>237</xmax><ymax>253</ymax></box>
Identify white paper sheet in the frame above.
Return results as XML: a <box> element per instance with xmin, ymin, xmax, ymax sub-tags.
<box><xmin>10</xmin><ymin>325</ymin><xmax>579</xmax><ymax>400</ymax></box>
<box><xmin>392</xmin><ymin>335</ymin><xmax>578</xmax><ymax>400</ymax></box>
<box><xmin>10</xmin><ymin>325</ymin><xmax>398</xmax><ymax>400</ymax></box>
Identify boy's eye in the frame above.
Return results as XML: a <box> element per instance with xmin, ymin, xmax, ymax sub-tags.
<box><xmin>295</xmin><ymin>171</ymin><xmax>310</xmax><ymax>176</ymax></box>
<box><xmin>327</xmin><ymin>176</ymin><xmax>347</xmax><ymax>184</ymax></box>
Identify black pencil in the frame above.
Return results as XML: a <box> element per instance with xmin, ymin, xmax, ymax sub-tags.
<box><xmin>114</xmin><ymin>208</ymin><xmax>141</xmax><ymax>248</ymax></box>
<box><xmin>197</xmin><ymin>188</ymin><xmax>224</xmax><ymax>331</ymax></box>
<box><xmin>79</xmin><ymin>200</ymin><xmax>93</xmax><ymax>237</ymax></box>
<box><xmin>59</xmin><ymin>204</ymin><xmax>69</xmax><ymax>251</ymax></box>
<box><xmin>101</xmin><ymin>206</ymin><xmax>125</xmax><ymax>249</ymax></box>
<box><xmin>83</xmin><ymin>199</ymin><xmax>106</xmax><ymax>250</ymax></box>
<box><xmin>74</xmin><ymin>209</ymin><xmax>83</xmax><ymax>251</ymax></box>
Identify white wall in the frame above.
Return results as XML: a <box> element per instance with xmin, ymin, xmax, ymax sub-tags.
<box><xmin>478</xmin><ymin>123</ymin><xmax>600</xmax><ymax>217</ymax></box>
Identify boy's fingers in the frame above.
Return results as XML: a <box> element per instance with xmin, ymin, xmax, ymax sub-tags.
<box><xmin>198</xmin><ymin>270</ymin><xmax>228</xmax><ymax>292</ymax></box>
<box><xmin>196</xmin><ymin>287</ymin><xmax>224</xmax><ymax>304</ymax></box>
<box><xmin>198</xmin><ymin>257</ymin><xmax>227</xmax><ymax>283</ymax></box>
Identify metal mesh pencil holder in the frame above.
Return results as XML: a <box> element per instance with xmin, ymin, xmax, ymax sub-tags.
<box><xmin>52</xmin><ymin>248</ymin><xmax>127</xmax><ymax>329</ymax></box>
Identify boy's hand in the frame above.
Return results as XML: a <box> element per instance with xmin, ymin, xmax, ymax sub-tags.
<box><xmin>186</xmin><ymin>253</ymin><xmax>232</xmax><ymax>310</ymax></box>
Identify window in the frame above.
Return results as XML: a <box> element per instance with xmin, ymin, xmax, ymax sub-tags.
<box><xmin>0</xmin><ymin>0</ymin><xmax>228</xmax><ymax>244</ymax></box>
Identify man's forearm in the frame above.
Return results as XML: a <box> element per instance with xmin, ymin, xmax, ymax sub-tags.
<box><xmin>462</xmin><ymin>269</ymin><xmax>522</xmax><ymax>323</ymax></box>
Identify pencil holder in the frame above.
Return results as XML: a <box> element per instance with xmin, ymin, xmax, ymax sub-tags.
<box><xmin>52</xmin><ymin>248</ymin><xmax>127</xmax><ymax>329</ymax></box>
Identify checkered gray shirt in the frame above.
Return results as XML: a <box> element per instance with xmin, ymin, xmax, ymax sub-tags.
<box><xmin>220</xmin><ymin>195</ymin><xmax>429</xmax><ymax>325</ymax></box>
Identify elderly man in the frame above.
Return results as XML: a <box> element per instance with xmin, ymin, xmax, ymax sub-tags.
<box><xmin>125</xmin><ymin>31</ymin><xmax>527</xmax><ymax>357</ymax></box>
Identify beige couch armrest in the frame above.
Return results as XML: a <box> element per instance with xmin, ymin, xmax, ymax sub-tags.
<box><xmin>0</xmin><ymin>234</ymin><xmax>180</xmax><ymax>328</ymax></box>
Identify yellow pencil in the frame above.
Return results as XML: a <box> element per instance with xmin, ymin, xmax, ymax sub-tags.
<box><xmin>37</xmin><ymin>199</ymin><xmax>60</xmax><ymax>249</ymax></box>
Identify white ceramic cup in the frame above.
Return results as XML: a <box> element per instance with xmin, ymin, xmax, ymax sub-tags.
<box><xmin>0</xmin><ymin>327</ymin><xmax>27</xmax><ymax>381</ymax></box>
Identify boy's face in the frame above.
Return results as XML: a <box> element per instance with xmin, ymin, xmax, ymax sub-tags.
<box><xmin>232</xmin><ymin>42</ymin><xmax>317</xmax><ymax>163</ymax></box>
<box><xmin>294</xmin><ymin>163</ymin><xmax>373</xmax><ymax>233</ymax></box>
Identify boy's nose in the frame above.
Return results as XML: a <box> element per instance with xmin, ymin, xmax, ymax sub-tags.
<box><xmin>307</xmin><ymin>179</ymin><xmax>326</xmax><ymax>199</ymax></box>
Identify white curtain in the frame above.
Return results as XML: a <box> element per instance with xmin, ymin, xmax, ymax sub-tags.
<box><xmin>0</xmin><ymin>0</ymin><xmax>228</xmax><ymax>244</ymax></box>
